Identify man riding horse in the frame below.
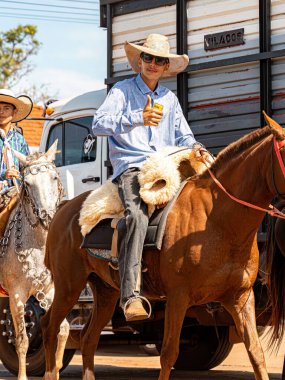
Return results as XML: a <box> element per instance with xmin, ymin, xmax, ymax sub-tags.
<box><xmin>92</xmin><ymin>33</ymin><xmax>214</xmax><ymax>321</ymax></box>
<box><xmin>0</xmin><ymin>89</ymin><xmax>32</xmax><ymax>235</ymax></box>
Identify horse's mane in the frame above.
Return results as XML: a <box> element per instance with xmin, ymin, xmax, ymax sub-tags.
<box><xmin>24</xmin><ymin>151</ymin><xmax>50</xmax><ymax>168</ymax></box>
<box><xmin>204</xmin><ymin>126</ymin><xmax>273</xmax><ymax>176</ymax></box>
<box><xmin>27</xmin><ymin>151</ymin><xmax>43</xmax><ymax>162</ymax></box>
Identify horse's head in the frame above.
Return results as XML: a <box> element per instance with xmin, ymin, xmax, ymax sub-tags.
<box><xmin>19</xmin><ymin>140</ymin><xmax>64</xmax><ymax>228</ymax></box>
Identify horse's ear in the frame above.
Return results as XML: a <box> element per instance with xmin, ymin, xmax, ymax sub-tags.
<box><xmin>263</xmin><ymin>111</ymin><xmax>284</xmax><ymax>134</ymax></box>
<box><xmin>45</xmin><ymin>140</ymin><xmax>58</xmax><ymax>162</ymax></box>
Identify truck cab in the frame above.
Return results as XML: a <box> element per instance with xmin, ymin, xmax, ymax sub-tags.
<box><xmin>39</xmin><ymin>89</ymin><xmax>108</xmax><ymax>198</ymax></box>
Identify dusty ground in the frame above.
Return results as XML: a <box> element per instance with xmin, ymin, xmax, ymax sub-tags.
<box><xmin>0</xmin><ymin>332</ymin><xmax>284</xmax><ymax>379</ymax></box>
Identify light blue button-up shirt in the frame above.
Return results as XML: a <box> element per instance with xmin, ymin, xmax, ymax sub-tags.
<box><xmin>92</xmin><ymin>74</ymin><xmax>198</xmax><ymax>179</ymax></box>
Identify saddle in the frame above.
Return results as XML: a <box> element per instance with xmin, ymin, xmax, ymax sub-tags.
<box><xmin>79</xmin><ymin>146</ymin><xmax>206</xmax><ymax>264</ymax></box>
<box><xmin>81</xmin><ymin>182</ymin><xmax>187</xmax><ymax>262</ymax></box>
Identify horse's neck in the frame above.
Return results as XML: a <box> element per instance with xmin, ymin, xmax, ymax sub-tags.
<box><xmin>20</xmin><ymin>194</ymin><xmax>47</xmax><ymax>243</ymax></box>
<box><xmin>214</xmin><ymin>137</ymin><xmax>273</xmax><ymax>209</ymax></box>
<box><xmin>182</xmin><ymin>137</ymin><xmax>274</xmax><ymax>243</ymax></box>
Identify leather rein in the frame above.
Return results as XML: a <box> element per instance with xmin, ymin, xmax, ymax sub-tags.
<box><xmin>199</xmin><ymin>137</ymin><xmax>285</xmax><ymax>220</ymax></box>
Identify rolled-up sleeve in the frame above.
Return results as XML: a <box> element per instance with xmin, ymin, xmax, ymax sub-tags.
<box><xmin>174</xmin><ymin>98</ymin><xmax>197</xmax><ymax>147</ymax></box>
<box><xmin>92</xmin><ymin>86</ymin><xmax>144</xmax><ymax>136</ymax></box>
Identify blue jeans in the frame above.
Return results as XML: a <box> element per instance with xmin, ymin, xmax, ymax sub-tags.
<box><xmin>115</xmin><ymin>168</ymin><xmax>149</xmax><ymax>307</ymax></box>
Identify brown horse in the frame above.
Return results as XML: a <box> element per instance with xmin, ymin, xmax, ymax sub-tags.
<box><xmin>41</xmin><ymin>115</ymin><xmax>285</xmax><ymax>380</ymax></box>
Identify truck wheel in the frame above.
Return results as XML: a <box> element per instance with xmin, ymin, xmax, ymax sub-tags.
<box><xmin>173</xmin><ymin>325</ymin><xmax>233</xmax><ymax>371</ymax></box>
<box><xmin>0</xmin><ymin>297</ymin><xmax>75</xmax><ymax>376</ymax></box>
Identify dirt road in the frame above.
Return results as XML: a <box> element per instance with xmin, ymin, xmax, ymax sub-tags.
<box><xmin>0</xmin><ymin>333</ymin><xmax>284</xmax><ymax>379</ymax></box>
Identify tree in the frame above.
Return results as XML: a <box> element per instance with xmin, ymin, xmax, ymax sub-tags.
<box><xmin>19</xmin><ymin>83</ymin><xmax>59</xmax><ymax>105</ymax></box>
<box><xmin>0</xmin><ymin>24</ymin><xmax>41</xmax><ymax>88</ymax></box>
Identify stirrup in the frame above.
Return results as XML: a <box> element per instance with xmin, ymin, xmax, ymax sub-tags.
<box><xmin>123</xmin><ymin>295</ymin><xmax>152</xmax><ymax>319</ymax></box>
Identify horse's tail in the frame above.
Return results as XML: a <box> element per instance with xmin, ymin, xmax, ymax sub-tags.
<box><xmin>265</xmin><ymin>215</ymin><xmax>285</xmax><ymax>350</ymax></box>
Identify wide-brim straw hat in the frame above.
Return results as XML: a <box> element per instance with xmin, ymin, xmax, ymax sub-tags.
<box><xmin>124</xmin><ymin>33</ymin><xmax>189</xmax><ymax>77</ymax></box>
<box><xmin>0</xmin><ymin>89</ymin><xmax>33</xmax><ymax>122</ymax></box>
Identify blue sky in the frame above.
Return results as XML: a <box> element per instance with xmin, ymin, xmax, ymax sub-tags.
<box><xmin>0</xmin><ymin>1</ymin><xmax>107</xmax><ymax>101</ymax></box>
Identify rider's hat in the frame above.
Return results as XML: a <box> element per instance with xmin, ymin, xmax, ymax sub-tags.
<box><xmin>0</xmin><ymin>89</ymin><xmax>33</xmax><ymax>122</ymax></box>
<box><xmin>124</xmin><ymin>33</ymin><xmax>189</xmax><ymax>77</ymax></box>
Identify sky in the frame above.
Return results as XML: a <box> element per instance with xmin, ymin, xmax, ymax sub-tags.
<box><xmin>0</xmin><ymin>0</ymin><xmax>107</xmax><ymax>102</ymax></box>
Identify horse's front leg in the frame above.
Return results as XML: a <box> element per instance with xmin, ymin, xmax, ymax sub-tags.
<box><xmin>158</xmin><ymin>290</ymin><xmax>190</xmax><ymax>380</ymax></box>
<box><xmin>223</xmin><ymin>288</ymin><xmax>269</xmax><ymax>380</ymax></box>
<box><xmin>55</xmin><ymin>319</ymin><xmax>70</xmax><ymax>379</ymax></box>
<box><xmin>9</xmin><ymin>293</ymin><xmax>29</xmax><ymax>380</ymax></box>
<box><xmin>80</xmin><ymin>280</ymin><xmax>119</xmax><ymax>380</ymax></box>
<box><xmin>42</xmin><ymin>278</ymin><xmax>87</xmax><ymax>380</ymax></box>
<box><xmin>45</xmin><ymin>288</ymin><xmax>70</xmax><ymax>380</ymax></box>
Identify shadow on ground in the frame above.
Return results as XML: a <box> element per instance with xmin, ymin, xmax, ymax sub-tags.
<box><xmin>61</xmin><ymin>364</ymin><xmax>282</xmax><ymax>380</ymax></box>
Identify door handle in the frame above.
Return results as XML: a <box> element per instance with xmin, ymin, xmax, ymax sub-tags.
<box><xmin>82</xmin><ymin>176</ymin><xmax>100</xmax><ymax>183</ymax></box>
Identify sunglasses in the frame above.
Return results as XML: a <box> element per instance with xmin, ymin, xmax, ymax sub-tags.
<box><xmin>140</xmin><ymin>52</ymin><xmax>169</xmax><ymax>66</ymax></box>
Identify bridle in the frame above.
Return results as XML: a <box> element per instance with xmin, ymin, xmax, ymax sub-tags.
<box><xmin>21</xmin><ymin>160</ymin><xmax>64</xmax><ymax>228</ymax></box>
<box><xmin>271</xmin><ymin>138</ymin><xmax>285</xmax><ymax>198</ymax></box>
<box><xmin>198</xmin><ymin>136</ymin><xmax>285</xmax><ymax>220</ymax></box>
<box><xmin>0</xmin><ymin>160</ymin><xmax>63</xmax><ymax>260</ymax></box>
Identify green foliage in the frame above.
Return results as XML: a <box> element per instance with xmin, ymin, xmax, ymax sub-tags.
<box><xmin>0</xmin><ymin>24</ymin><xmax>41</xmax><ymax>88</ymax></box>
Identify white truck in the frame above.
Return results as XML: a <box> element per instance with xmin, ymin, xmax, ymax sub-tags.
<box><xmin>0</xmin><ymin>89</ymin><xmax>270</xmax><ymax>376</ymax></box>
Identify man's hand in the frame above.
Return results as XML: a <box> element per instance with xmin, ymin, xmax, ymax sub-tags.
<box><xmin>194</xmin><ymin>147</ymin><xmax>215</xmax><ymax>166</ymax></box>
<box><xmin>5</xmin><ymin>167</ymin><xmax>20</xmax><ymax>179</ymax></box>
<box><xmin>143</xmin><ymin>95</ymin><xmax>163</xmax><ymax>127</ymax></box>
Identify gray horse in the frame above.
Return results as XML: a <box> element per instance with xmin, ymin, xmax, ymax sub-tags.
<box><xmin>0</xmin><ymin>142</ymin><xmax>70</xmax><ymax>380</ymax></box>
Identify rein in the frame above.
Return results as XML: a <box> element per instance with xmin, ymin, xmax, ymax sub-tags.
<box><xmin>198</xmin><ymin>137</ymin><xmax>285</xmax><ymax>220</ymax></box>
<box><xmin>273</xmin><ymin>138</ymin><xmax>285</xmax><ymax>180</ymax></box>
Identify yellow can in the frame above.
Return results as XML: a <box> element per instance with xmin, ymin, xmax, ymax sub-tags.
<box><xmin>153</xmin><ymin>103</ymin><xmax>164</xmax><ymax>111</ymax></box>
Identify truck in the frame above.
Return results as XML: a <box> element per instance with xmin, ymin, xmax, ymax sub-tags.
<box><xmin>0</xmin><ymin>0</ymin><xmax>284</xmax><ymax>376</ymax></box>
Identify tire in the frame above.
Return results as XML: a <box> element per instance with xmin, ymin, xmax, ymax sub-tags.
<box><xmin>0</xmin><ymin>297</ymin><xmax>75</xmax><ymax>376</ymax></box>
<box><xmin>173</xmin><ymin>325</ymin><xmax>233</xmax><ymax>371</ymax></box>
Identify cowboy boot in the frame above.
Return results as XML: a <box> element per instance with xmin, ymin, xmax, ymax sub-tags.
<box><xmin>124</xmin><ymin>299</ymin><xmax>149</xmax><ymax>322</ymax></box>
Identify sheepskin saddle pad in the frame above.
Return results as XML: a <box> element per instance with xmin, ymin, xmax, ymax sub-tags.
<box><xmin>79</xmin><ymin>146</ymin><xmax>205</xmax><ymax>261</ymax></box>
<box><xmin>81</xmin><ymin>180</ymin><xmax>187</xmax><ymax>255</ymax></box>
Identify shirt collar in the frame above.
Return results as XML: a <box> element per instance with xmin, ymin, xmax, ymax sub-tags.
<box><xmin>135</xmin><ymin>74</ymin><xmax>163</xmax><ymax>96</ymax></box>
<box><xmin>0</xmin><ymin>126</ymin><xmax>14</xmax><ymax>140</ymax></box>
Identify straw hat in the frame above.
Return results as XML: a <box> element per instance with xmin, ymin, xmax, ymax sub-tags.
<box><xmin>124</xmin><ymin>34</ymin><xmax>189</xmax><ymax>77</ymax></box>
<box><xmin>0</xmin><ymin>89</ymin><xmax>33</xmax><ymax>122</ymax></box>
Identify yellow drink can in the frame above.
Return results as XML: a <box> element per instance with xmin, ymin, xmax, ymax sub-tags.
<box><xmin>153</xmin><ymin>103</ymin><xmax>164</xmax><ymax>111</ymax></box>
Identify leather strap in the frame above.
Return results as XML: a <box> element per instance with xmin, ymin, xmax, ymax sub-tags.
<box><xmin>110</xmin><ymin>218</ymin><xmax>121</xmax><ymax>259</ymax></box>
<box><xmin>274</xmin><ymin>137</ymin><xmax>285</xmax><ymax>179</ymax></box>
